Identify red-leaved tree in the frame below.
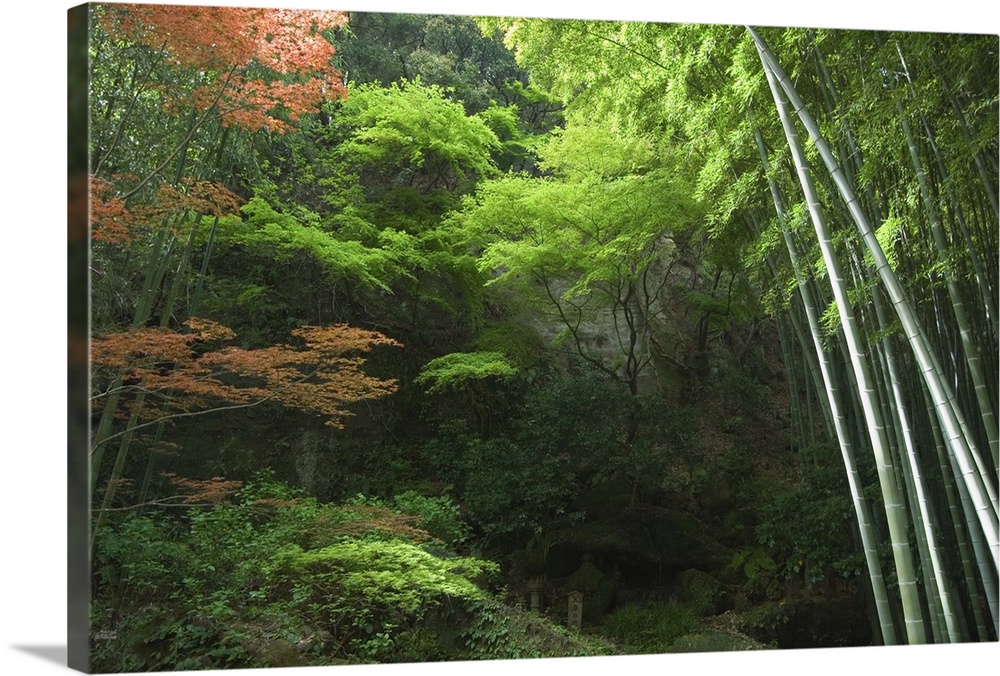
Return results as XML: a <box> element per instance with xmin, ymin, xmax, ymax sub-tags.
<box><xmin>92</xmin><ymin>319</ymin><xmax>400</xmax><ymax>432</ymax></box>
<box><xmin>98</xmin><ymin>3</ymin><xmax>348</xmax><ymax>134</ymax></box>
<box><xmin>91</xmin><ymin>319</ymin><xmax>401</xmax><ymax>526</ymax></box>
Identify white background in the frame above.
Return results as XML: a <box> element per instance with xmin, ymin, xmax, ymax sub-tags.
<box><xmin>3</xmin><ymin>1</ymin><xmax>998</xmax><ymax>674</ymax></box>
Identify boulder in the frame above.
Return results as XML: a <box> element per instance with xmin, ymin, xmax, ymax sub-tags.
<box><xmin>563</xmin><ymin>560</ymin><xmax>615</xmax><ymax>624</ymax></box>
<box><xmin>672</xmin><ymin>569</ymin><xmax>729</xmax><ymax>616</ymax></box>
<box><xmin>544</xmin><ymin>506</ymin><xmax>731</xmax><ymax>587</ymax></box>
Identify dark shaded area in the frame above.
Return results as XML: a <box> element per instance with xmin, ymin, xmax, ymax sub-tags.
<box><xmin>740</xmin><ymin>597</ymin><xmax>872</xmax><ymax>649</ymax></box>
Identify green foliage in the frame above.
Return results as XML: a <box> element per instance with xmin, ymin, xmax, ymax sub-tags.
<box><xmin>272</xmin><ymin>540</ymin><xmax>497</xmax><ymax>614</ymax></box>
<box><xmin>754</xmin><ymin>453</ymin><xmax>862</xmax><ymax>585</ymax></box>
<box><xmin>739</xmin><ymin>603</ymin><xmax>790</xmax><ymax>644</ymax></box>
<box><xmin>453</xmin><ymin>116</ymin><xmax>703</xmax><ymax>399</ymax></box>
<box><xmin>337</xmin><ymin>79</ymin><xmax>500</xmax><ymax>188</ymax></box>
<box><xmin>819</xmin><ymin>299</ymin><xmax>842</xmax><ymax>338</ymax></box>
<box><xmin>601</xmin><ymin>602</ymin><xmax>699</xmax><ymax>652</ymax></box>
<box><xmin>415</xmin><ymin>351</ymin><xmax>518</xmax><ymax>393</ymax></box>
<box><xmin>714</xmin><ymin>363</ymin><xmax>773</xmax><ymax>420</ymax></box>
<box><xmin>392</xmin><ymin>490</ymin><xmax>470</xmax><ymax>547</ymax></box>
<box><xmin>89</xmin><ymin>476</ymin><xmax>506</xmax><ymax>670</ymax></box>
<box><xmin>455</xmin><ymin>373</ymin><xmax>613</xmax><ymax>537</ymax></box>
<box><xmin>337</xmin><ymin>13</ymin><xmax>526</xmax><ymax>115</ymax></box>
<box><xmin>460</xmin><ymin>120</ymin><xmax>697</xmax><ymax>279</ymax></box>
<box><xmin>476</xmin><ymin>102</ymin><xmax>535</xmax><ymax>169</ymax></box>
<box><xmin>729</xmin><ymin>546</ymin><xmax>781</xmax><ymax>600</ymax></box>
<box><xmin>473</xmin><ymin>321</ymin><xmax>547</xmax><ymax>370</ymax></box>
<box><xmin>537</xmin><ymin>123</ymin><xmax>658</xmax><ymax>179</ymax></box>
<box><xmin>443</xmin><ymin>369</ymin><xmax>696</xmax><ymax>539</ymax></box>
<box><xmin>460</xmin><ymin>435</ymin><xmax>576</xmax><ymax>538</ymax></box>
<box><xmin>871</xmin><ymin>216</ymin><xmax>904</xmax><ymax>272</ymax></box>
<box><xmin>218</xmin><ymin>199</ymin><xmax>393</xmax><ymax>290</ymax></box>
<box><xmin>461</xmin><ymin>598</ymin><xmax>615</xmax><ymax>660</ymax></box>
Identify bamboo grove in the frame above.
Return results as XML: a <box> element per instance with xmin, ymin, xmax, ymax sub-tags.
<box><xmin>491</xmin><ymin>21</ymin><xmax>999</xmax><ymax>644</ymax></box>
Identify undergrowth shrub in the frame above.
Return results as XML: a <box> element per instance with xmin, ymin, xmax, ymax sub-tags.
<box><xmin>461</xmin><ymin>598</ymin><xmax>615</xmax><ymax>660</ymax></box>
<box><xmin>90</xmin><ymin>475</ymin><xmax>499</xmax><ymax>670</ymax></box>
<box><xmin>91</xmin><ymin>472</ymin><xmax>617</xmax><ymax>670</ymax></box>
<box><xmin>392</xmin><ymin>490</ymin><xmax>470</xmax><ymax>547</ymax></box>
<box><xmin>269</xmin><ymin>539</ymin><xmax>499</xmax><ymax>663</ymax></box>
<box><xmin>754</xmin><ymin>453</ymin><xmax>861</xmax><ymax>586</ymax></box>
<box><xmin>601</xmin><ymin>602</ymin><xmax>698</xmax><ymax>653</ymax></box>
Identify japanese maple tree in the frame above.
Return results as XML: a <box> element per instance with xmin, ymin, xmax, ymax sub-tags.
<box><xmin>97</xmin><ymin>3</ymin><xmax>349</xmax><ymax>134</ymax></box>
<box><xmin>90</xmin><ymin>175</ymin><xmax>243</xmax><ymax>245</ymax></box>
<box><xmin>91</xmin><ymin>318</ymin><xmax>401</xmax><ymax>435</ymax></box>
<box><xmin>90</xmin><ymin>318</ymin><xmax>401</xmax><ymax>525</ymax></box>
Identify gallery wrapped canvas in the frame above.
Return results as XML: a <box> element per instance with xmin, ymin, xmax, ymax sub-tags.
<box><xmin>66</xmin><ymin>1</ymin><xmax>998</xmax><ymax>674</ymax></box>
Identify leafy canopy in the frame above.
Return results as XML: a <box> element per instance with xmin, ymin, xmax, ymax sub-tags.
<box><xmin>334</xmin><ymin>79</ymin><xmax>501</xmax><ymax>196</ymax></box>
<box><xmin>97</xmin><ymin>3</ymin><xmax>349</xmax><ymax>133</ymax></box>
<box><xmin>458</xmin><ymin>121</ymin><xmax>698</xmax><ymax>301</ymax></box>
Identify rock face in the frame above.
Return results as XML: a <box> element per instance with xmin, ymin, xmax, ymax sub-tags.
<box><xmin>515</xmin><ymin>234</ymin><xmax>699</xmax><ymax>397</ymax></box>
<box><xmin>546</xmin><ymin>506</ymin><xmax>730</xmax><ymax>578</ymax></box>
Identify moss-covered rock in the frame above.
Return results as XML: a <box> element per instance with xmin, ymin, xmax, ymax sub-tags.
<box><xmin>460</xmin><ymin>599</ymin><xmax>617</xmax><ymax>660</ymax></box>
<box><xmin>544</xmin><ymin>506</ymin><xmax>731</xmax><ymax>586</ymax></box>
<box><xmin>673</xmin><ymin>569</ymin><xmax>729</xmax><ymax>616</ymax></box>
<box><xmin>564</xmin><ymin>560</ymin><xmax>616</xmax><ymax>623</ymax></box>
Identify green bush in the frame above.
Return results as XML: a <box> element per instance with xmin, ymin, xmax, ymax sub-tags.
<box><xmin>460</xmin><ymin>435</ymin><xmax>576</xmax><ymax>538</ymax></box>
<box><xmin>461</xmin><ymin>598</ymin><xmax>616</xmax><ymax>660</ymax></box>
<box><xmin>415</xmin><ymin>351</ymin><xmax>518</xmax><ymax>393</ymax></box>
<box><xmin>754</xmin><ymin>453</ymin><xmax>862</xmax><ymax>585</ymax></box>
<box><xmin>601</xmin><ymin>602</ymin><xmax>699</xmax><ymax>653</ymax></box>
<box><xmin>90</xmin><ymin>476</ymin><xmax>503</xmax><ymax>670</ymax></box>
<box><xmin>272</xmin><ymin>540</ymin><xmax>498</xmax><ymax>614</ymax></box>
<box><xmin>715</xmin><ymin>364</ymin><xmax>771</xmax><ymax>419</ymax></box>
<box><xmin>393</xmin><ymin>490</ymin><xmax>470</xmax><ymax>547</ymax></box>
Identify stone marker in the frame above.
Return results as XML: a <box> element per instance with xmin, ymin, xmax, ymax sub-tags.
<box><xmin>527</xmin><ymin>577</ymin><xmax>544</xmax><ymax>612</ymax></box>
<box><xmin>567</xmin><ymin>591</ymin><xmax>583</xmax><ymax>630</ymax></box>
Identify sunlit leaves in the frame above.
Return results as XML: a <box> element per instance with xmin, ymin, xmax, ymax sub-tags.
<box><xmin>537</xmin><ymin>124</ymin><xmax>656</xmax><ymax>179</ymax></box>
<box><xmin>415</xmin><ymin>351</ymin><xmax>518</xmax><ymax>393</ymax></box>
<box><xmin>217</xmin><ymin>197</ymin><xmax>392</xmax><ymax>290</ymax></box>
<box><xmin>872</xmin><ymin>216</ymin><xmax>904</xmax><ymax>272</ymax></box>
<box><xmin>462</xmin><ymin>124</ymin><xmax>696</xmax><ymax>301</ymax></box>
<box><xmin>336</xmin><ymin>80</ymin><xmax>500</xmax><ymax>188</ymax></box>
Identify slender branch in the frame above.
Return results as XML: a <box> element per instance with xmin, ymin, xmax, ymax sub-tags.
<box><xmin>119</xmin><ymin>65</ymin><xmax>239</xmax><ymax>200</ymax></box>
<box><xmin>94</xmin><ymin>497</ymin><xmax>233</xmax><ymax>512</ymax></box>
<box><xmin>578</xmin><ymin>26</ymin><xmax>672</xmax><ymax>75</ymax></box>
<box><xmin>89</xmin><ymin>365</ymin><xmax>325</xmax><ymax>453</ymax></box>
<box><xmin>94</xmin><ymin>41</ymin><xmax>169</xmax><ymax>177</ymax></box>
